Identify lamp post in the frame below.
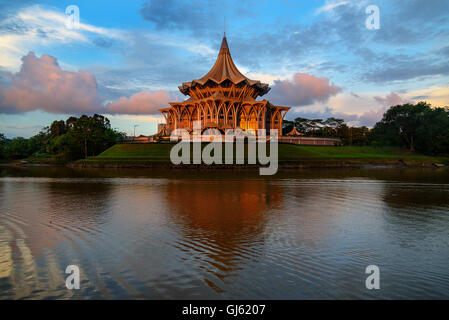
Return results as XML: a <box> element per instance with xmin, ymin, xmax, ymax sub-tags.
<box><xmin>133</xmin><ymin>125</ymin><xmax>139</xmax><ymax>138</ymax></box>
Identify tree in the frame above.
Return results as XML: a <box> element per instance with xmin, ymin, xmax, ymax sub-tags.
<box><xmin>324</xmin><ymin>117</ymin><xmax>345</xmax><ymax>130</ymax></box>
<box><xmin>66</xmin><ymin>114</ymin><xmax>123</xmax><ymax>159</ymax></box>
<box><xmin>4</xmin><ymin>137</ymin><xmax>30</xmax><ymax>159</ymax></box>
<box><xmin>50</xmin><ymin>120</ymin><xmax>67</xmax><ymax>138</ymax></box>
<box><xmin>0</xmin><ymin>115</ymin><xmax>124</xmax><ymax>161</ymax></box>
<box><xmin>369</xmin><ymin>102</ymin><xmax>449</xmax><ymax>154</ymax></box>
<box><xmin>0</xmin><ymin>133</ymin><xmax>7</xmax><ymax>159</ymax></box>
<box><xmin>381</xmin><ymin>102</ymin><xmax>431</xmax><ymax>151</ymax></box>
<box><xmin>282</xmin><ymin>120</ymin><xmax>294</xmax><ymax>135</ymax></box>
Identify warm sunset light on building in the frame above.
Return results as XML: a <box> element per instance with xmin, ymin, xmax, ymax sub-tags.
<box><xmin>160</xmin><ymin>36</ymin><xmax>290</xmax><ymax>136</ymax></box>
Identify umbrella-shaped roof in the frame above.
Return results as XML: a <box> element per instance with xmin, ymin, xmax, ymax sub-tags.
<box><xmin>179</xmin><ymin>36</ymin><xmax>270</xmax><ymax>97</ymax></box>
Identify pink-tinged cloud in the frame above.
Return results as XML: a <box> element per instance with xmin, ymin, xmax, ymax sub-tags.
<box><xmin>374</xmin><ymin>92</ymin><xmax>408</xmax><ymax>107</ymax></box>
<box><xmin>0</xmin><ymin>52</ymin><xmax>172</xmax><ymax>115</ymax></box>
<box><xmin>268</xmin><ymin>73</ymin><xmax>342</xmax><ymax>106</ymax></box>
<box><xmin>106</xmin><ymin>90</ymin><xmax>170</xmax><ymax>115</ymax></box>
<box><xmin>0</xmin><ymin>52</ymin><xmax>104</xmax><ymax>114</ymax></box>
<box><xmin>358</xmin><ymin>108</ymin><xmax>387</xmax><ymax>126</ymax></box>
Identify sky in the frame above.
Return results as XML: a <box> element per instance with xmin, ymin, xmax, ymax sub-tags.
<box><xmin>0</xmin><ymin>0</ymin><xmax>448</xmax><ymax>137</ymax></box>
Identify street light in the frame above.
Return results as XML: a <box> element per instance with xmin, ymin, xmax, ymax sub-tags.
<box><xmin>133</xmin><ymin>125</ymin><xmax>139</xmax><ymax>137</ymax></box>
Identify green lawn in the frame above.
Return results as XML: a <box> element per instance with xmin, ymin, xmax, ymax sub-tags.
<box><xmin>94</xmin><ymin>143</ymin><xmax>173</xmax><ymax>161</ymax></box>
<box><xmin>85</xmin><ymin>143</ymin><xmax>448</xmax><ymax>165</ymax></box>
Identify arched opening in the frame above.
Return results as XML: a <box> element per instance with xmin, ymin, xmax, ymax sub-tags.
<box><xmin>179</xmin><ymin>108</ymin><xmax>190</xmax><ymax>129</ymax></box>
<box><xmin>205</xmin><ymin>105</ymin><xmax>213</xmax><ymax>123</ymax></box>
<box><xmin>272</xmin><ymin>110</ymin><xmax>281</xmax><ymax>133</ymax></box>
<box><xmin>247</xmin><ymin>107</ymin><xmax>258</xmax><ymax>133</ymax></box>
<box><xmin>227</xmin><ymin>104</ymin><xmax>235</xmax><ymax>126</ymax></box>
<box><xmin>191</xmin><ymin>108</ymin><xmax>199</xmax><ymax>127</ymax></box>
<box><xmin>168</xmin><ymin>110</ymin><xmax>176</xmax><ymax>130</ymax></box>
<box><xmin>218</xmin><ymin>104</ymin><xmax>225</xmax><ymax>126</ymax></box>
<box><xmin>238</xmin><ymin>107</ymin><xmax>249</xmax><ymax>130</ymax></box>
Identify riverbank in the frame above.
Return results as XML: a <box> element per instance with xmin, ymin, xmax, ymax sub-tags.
<box><xmin>67</xmin><ymin>143</ymin><xmax>448</xmax><ymax>170</ymax></box>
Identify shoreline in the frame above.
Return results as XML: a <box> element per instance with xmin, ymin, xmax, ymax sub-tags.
<box><xmin>67</xmin><ymin>159</ymin><xmax>446</xmax><ymax>170</ymax></box>
<box><xmin>3</xmin><ymin>145</ymin><xmax>447</xmax><ymax>171</ymax></box>
<box><xmin>3</xmin><ymin>160</ymin><xmax>446</xmax><ymax>171</ymax></box>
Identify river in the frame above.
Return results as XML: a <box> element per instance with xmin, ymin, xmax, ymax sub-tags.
<box><xmin>0</xmin><ymin>166</ymin><xmax>448</xmax><ymax>299</ymax></box>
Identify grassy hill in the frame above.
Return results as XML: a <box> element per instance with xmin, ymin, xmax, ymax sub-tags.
<box><xmin>80</xmin><ymin>143</ymin><xmax>448</xmax><ymax>167</ymax></box>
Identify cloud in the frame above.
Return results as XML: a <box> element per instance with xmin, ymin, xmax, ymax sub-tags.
<box><xmin>0</xmin><ymin>52</ymin><xmax>103</xmax><ymax>114</ymax></box>
<box><xmin>0</xmin><ymin>5</ymin><xmax>123</xmax><ymax>69</ymax></box>
<box><xmin>139</xmin><ymin>0</ymin><xmax>253</xmax><ymax>37</ymax></box>
<box><xmin>140</xmin><ymin>0</ymin><xmax>218</xmax><ymax>32</ymax></box>
<box><xmin>267</xmin><ymin>73</ymin><xmax>342</xmax><ymax>107</ymax></box>
<box><xmin>374</xmin><ymin>92</ymin><xmax>408</xmax><ymax>106</ymax></box>
<box><xmin>0</xmin><ymin>52</ymin><xmax>173</xmax><ymax>115</ymax></box>
<box><xmin>287</xmin><ymin>105</ymin><xmax>386</xmax><ymax>127</ymax></box>
<box><xmin>404</xmin><ymin>85</ymin><xmax>449</xmax><ymax>107</ymax></box>
<box><xmin>106</xmin><ymin>90</ymin><xmax>171</xmax><ymax>115</ymax></box>
<box><xmin>357</xmin><ymin>108</ymin><xmax>386</xmax><ymax>126</ymax></box>
<box><xmin>0</xmin><ymin>0</ymin><xmax>33</xmax><ymax>20</ymax></box>
<box><xmin>365</xmin><ymin>57</ymin><xmax>449</xmax><ymax>83</ymax></box>
<box><xmin>288</xmin><ymin>106</ymin><xmax>358</xmax><ymax>121</ymax></box>
<box><xmin>315</xmin><ymin>1</ymin><xmax>349</xmax><ymax>15</ymax></box>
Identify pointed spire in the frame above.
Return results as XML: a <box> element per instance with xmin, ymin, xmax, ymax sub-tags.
<box><xmin>220</xmin><ymin>35</ymin><xmax>229</xmax><ymax>51</ymax></box>
<box><xmin>178</xmin><ymin>35</ymin><xmax>271</xmax><ymax>97</ymax></box>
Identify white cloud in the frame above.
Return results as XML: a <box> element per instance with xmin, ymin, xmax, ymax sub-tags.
<box><xmin>0</xmin><ymin>4</ymin><xmax>217</xmax><ymax>74</ymax></box>
<box><xmin>315</xmin><ymin>1</ymin><xmax>349</xmax><ymax>15</ymax></box>
<box><xmin>0</xmin><ymin>5</ymin><xmax>123</xmax><ymax>70</ymax></box>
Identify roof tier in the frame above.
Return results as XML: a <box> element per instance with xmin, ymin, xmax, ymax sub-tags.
<box><xmin>179</xmin><ymin>36</ymin><xmax>270</xmax><ymax>97</ymax></box>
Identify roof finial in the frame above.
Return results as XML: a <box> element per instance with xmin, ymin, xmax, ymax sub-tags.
<box><xmin>224</xmin><ymin>16</ymin><xmax>226</xmax><ymax>37</ymax></box>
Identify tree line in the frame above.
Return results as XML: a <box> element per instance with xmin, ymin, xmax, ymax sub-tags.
<box><xmin>282</xmin><ymin>117</ymin><xmax>370</xmax><ymax>145</ymax></box>
<box><xmin>283</xmin><ymin>102</ymin><xmax>449</xmax><ymax>154</ymax></box>
<box><xmin>1</xmin><ymin>102</ymin><xmax>448</xmax><ymax>161</ymax></box>
<box><xmin>0</xmin><ymin>114</ymin><xmax>125</xmax><ymax>161</ymax></box>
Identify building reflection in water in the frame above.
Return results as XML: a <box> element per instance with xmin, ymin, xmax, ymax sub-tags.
<box><xmin>164</xmin><ymin>179</ymin><xmax>283</xmax><ymax>292</ymax></box>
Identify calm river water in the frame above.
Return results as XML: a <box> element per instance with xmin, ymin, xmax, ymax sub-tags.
<box><xmin>0</xmin><ymin>166</ymin><xmax>448</xmax><ymax>299</ymax></box>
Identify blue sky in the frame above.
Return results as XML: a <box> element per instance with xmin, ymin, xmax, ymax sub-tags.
<box><xmin>0</xmin><ymin>0</ymin><xmax>448</xmax><ymax>137</ymax></box>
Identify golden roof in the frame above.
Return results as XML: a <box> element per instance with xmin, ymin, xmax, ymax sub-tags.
<box><xmin>179</xmin><ymin>36</ymin><xmax>270</xmax><ymax>97</ymax></box>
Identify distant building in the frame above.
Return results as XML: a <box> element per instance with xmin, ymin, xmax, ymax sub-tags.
<box><xmin>282</xmin><ymin>127</ymin><xmax>341</xmax><ymax>145</ymax></box>
<box><xmin>123</xmin><ymin>135</ymin><xmax>149</xmax><ymax>143</ymax></box>
<box><xmin>286</xmin><ymin>127</ymin><xmax>304</xmax><ymax>136</ymax></box>
<box><xmin>279</xmin><ymin>136</ymin><xmax>341</xmax><ymax>146</ymax></box>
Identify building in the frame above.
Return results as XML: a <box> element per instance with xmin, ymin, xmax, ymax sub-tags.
<box><xmin>285</xmin><ymin>127</ymin><xmax>304</xmax><ymax>136</ymax></box>
<box><xmin>279</xmin><ymin>136</ymin><xmax>341</xmax><ymax>146</ymax></box>
<box><xmin>122</xmin><ymin>135</ymin><xmax>149</xmax><ymax>143</ymax></box>
<box><xmin>149</xmin><ymin>123</ymin><xmax>170</xmax><ymax>142</ymax></box>
<box><xmin>159</xmin><ymin>35</ymin><xmax>290</xmax><ymax>136</ymax></box>
<box><xmin>281</xmin><ymin>127</ymin><xmax>341</xmax><ymax>145</ymax></box>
